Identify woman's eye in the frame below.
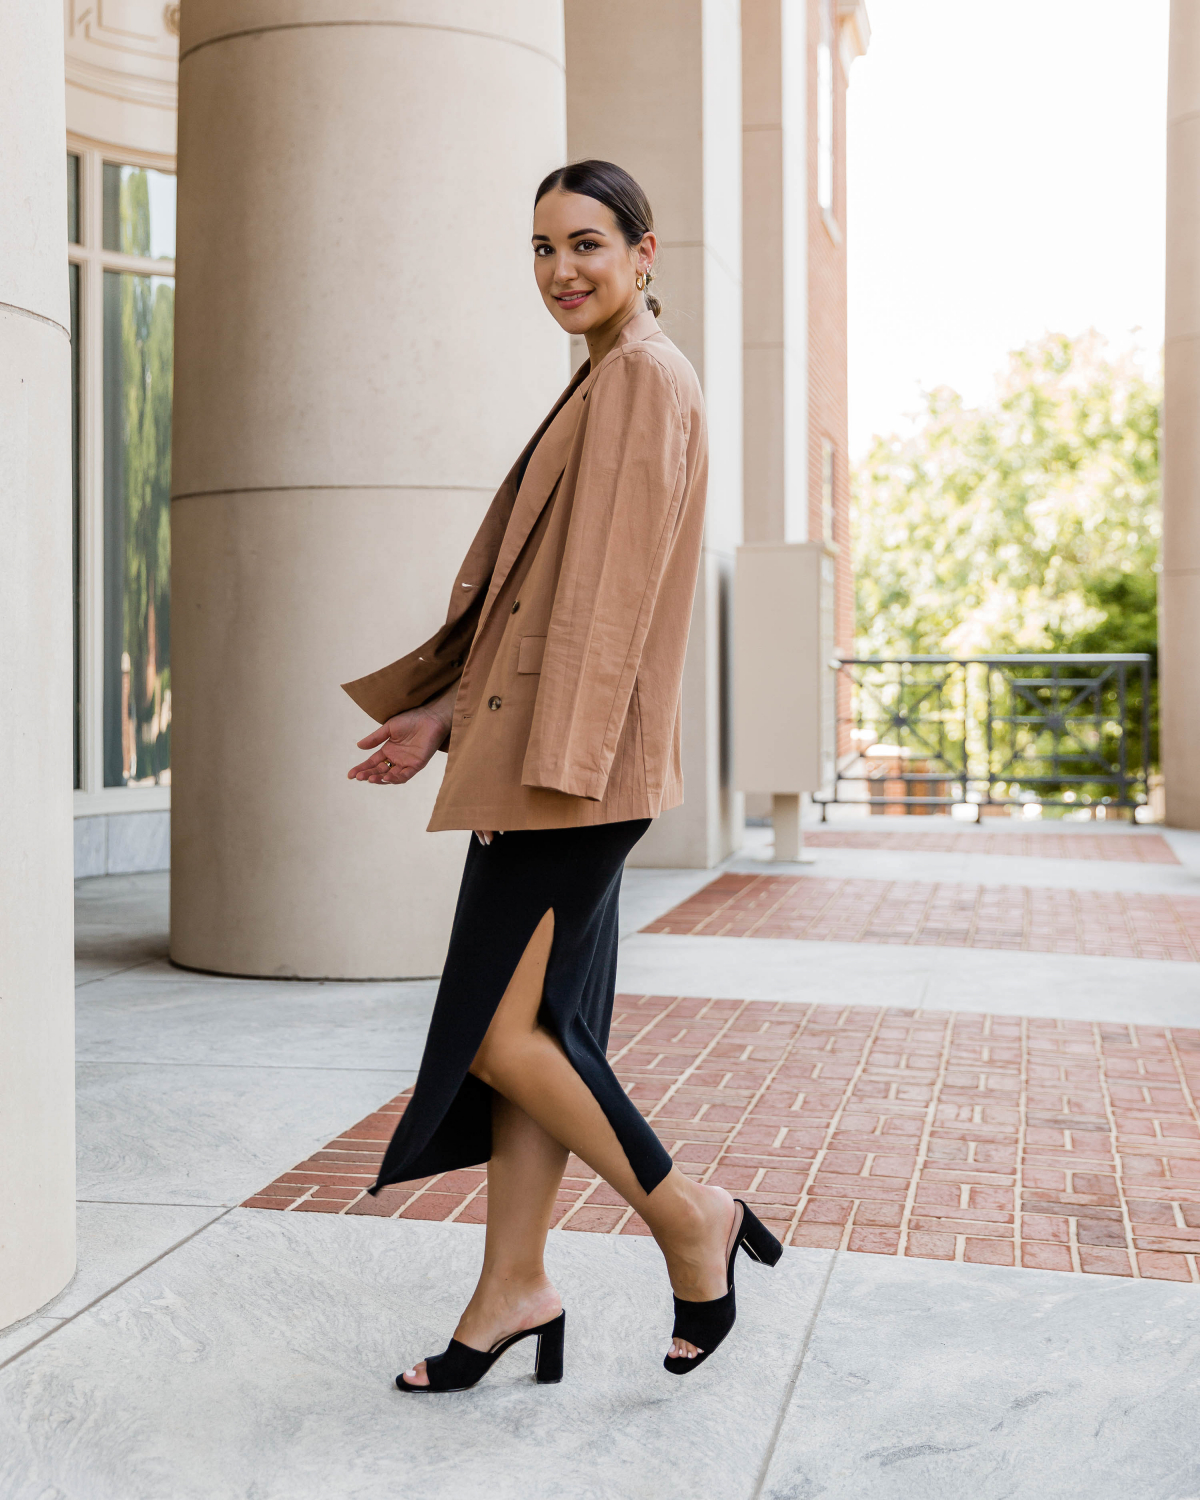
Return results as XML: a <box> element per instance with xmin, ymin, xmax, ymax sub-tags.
<box><xmin>534</xmin><ymin>245</ymin><xmax>552</xmax><ymax>256</ymax></box>
<box><xmin>575</xmin><ymin>240</ymin><xmax>599</xmax><ymax>252</ymax></box>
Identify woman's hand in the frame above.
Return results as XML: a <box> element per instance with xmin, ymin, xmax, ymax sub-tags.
<box><xmin>347</xmin><ymin>693</ymin><xmax>454</xmax><ymax>786</ymax></box>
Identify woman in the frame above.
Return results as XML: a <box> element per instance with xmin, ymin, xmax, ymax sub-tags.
<box><xmin>344</xmin><ymin>160</ymin><xmax>780</xmax><ymax>1392</ymax></box>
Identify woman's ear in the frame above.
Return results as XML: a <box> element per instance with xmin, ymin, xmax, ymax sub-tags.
<box><xmin>637</xmin><ymin>230</ymin><xmax>658</xmax><ymax>276</ymax></box>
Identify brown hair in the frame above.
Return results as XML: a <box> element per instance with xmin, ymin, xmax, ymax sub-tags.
<box><xmin>534</xmin><ymin>160</ymin><xmax>661</xmax><ymax>317</ymax></box>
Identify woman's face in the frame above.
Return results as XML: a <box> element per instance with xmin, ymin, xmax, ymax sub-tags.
<box><xmin>532</xmin><ymin>190</ymin><xmax>655</xmax><ymax>337</ymax></box>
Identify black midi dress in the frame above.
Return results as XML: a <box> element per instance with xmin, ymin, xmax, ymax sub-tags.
<box><xmin>371</xmin><ymin>818</ymin><xmax>674</xmax><ymax>1197</ymax></box>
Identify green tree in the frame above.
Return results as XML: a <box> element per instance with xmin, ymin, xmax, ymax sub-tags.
<box><xmin>851</xmin><ymin>332</ymin><xmax>1161</xmax><ymax>791</ymax></box>
<box><xmin>853</xmin><ymin>331</ymin><xmax>1160</xmax><ymax>662</ymax></box>
<box><xmin>118</xmin><ymin>169</ymin><xmax>173</xmax><ymax>781</ymax></box>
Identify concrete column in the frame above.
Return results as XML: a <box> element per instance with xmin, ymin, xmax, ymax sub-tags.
<box><xmin>171</xmin><ymin>2</ymin><xmax>568</xmax><ymax>977</ymax></box>
<box><xmin>742</xmin><ymin>0</ymin><xmax>808</xmax><ymax>547</ymax></box>
<box><xmin>0</xmin><ymin>6</ymin><xmax>77</xmax><ymax>1326</ymax></box>
<box><xmin>740</xmin><ymin>0</ymin><xmax>809</xmax><ymax>834</ymax></box>
<box><xmin>565</xmin><ymin>0</ymin><xmax>744</xmax><ymax>867</ymax></box>
<box><xmin>1164</xmin><ymin>0</ymin><xmax>1200</xmax><ymax>830</ymax></box>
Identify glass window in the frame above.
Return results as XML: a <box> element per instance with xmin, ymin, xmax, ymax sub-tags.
<box><xmin>70</xmin><ymin>149</ymin><xmax>177</xmax><ymax>799</ymax></box>
<box><xmin>102</xmin><ymin>163</ymin><xmax>177</xmax><ymax>259</ymax></box>
<box><xmin>70</xmin><ymin>260</ymin><xmax>81</xmax><ymax>787</ymax></box>
<box><xmin>67</xmin><ymin>153</ymin><xmax>80</xmax><ymax>244</ymax></box>
<box><xmin>102</xmin><ymin>270</ymin><xmax>174</xmax><ymax>787</ymax></box>
<box><xmin>817</xmin><ymin>36</ymin><xmax>834</xmax><ymax>214</ymax></box>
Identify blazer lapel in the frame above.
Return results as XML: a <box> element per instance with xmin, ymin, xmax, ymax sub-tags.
<box><xmin>477</xmin><ymin>315</ymin><xmax>660</xmax><ymax>630</ymax></box>
<box><xmin>474</xmin><ymin>359</ymin><xmax>590</xmax><ymax>636</ymax></box>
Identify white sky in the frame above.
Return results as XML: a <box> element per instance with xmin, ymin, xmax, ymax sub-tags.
<box><xmin>846</xmin><ymin>0</ymin><xmax>1169</xmax><ymax>457</ymax></box>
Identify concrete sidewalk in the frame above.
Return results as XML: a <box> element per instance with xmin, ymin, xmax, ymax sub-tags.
<box><xmin>2</xmin><ymin>822</ymin><xmax>1199</xmax><ymax>1498</ymax></box>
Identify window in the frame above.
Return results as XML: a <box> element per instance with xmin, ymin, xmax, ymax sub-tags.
<box><xmin>817</xmin><ymin>6</ymin><xmax>835</xmax><ymax>217</ymax></box>
<box><xmin>68</xmin><ymin>147</ymin><xmax>176</xmax><ymax>803</ymax></box>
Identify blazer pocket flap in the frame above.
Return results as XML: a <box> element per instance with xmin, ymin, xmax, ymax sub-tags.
<box><xmin>517</xmin><ymin>635</ymin><xmax>547</xmax><ymax>674</ymax></box>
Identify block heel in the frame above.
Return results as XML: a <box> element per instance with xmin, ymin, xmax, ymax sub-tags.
<box><xmin>741</xmin><ymin>1205</ymin><xmax>784</xmax><ymax>1266</ymax></box>
<box><xmin>663</xmin><ymin>1200</ymin><xmax>783</xmax><ymax>1376</ymax></box>
<box><xmin>534</xmin><ymin>1308</ymin><xmax>565</xmax><ymax>1384</ymax></box>
<box><xmin>396</xmin><ymin>1310</ymin><xmax>566</xmax><ymax>1393</ymax></box>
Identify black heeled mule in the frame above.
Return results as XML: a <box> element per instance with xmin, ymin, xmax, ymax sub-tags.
<box><xmin>396</xmin><ymin>1310</ymin><xmax>565</xmax><ymax>1393</ymax></box>
<box><xmin>664</xmin><ymin>1200</ymin><xmax>782</xmax><ymax>1375</ymax></box>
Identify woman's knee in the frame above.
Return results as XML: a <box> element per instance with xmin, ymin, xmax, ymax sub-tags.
<box><xmin>470</xmin><ymin>1031</ymin><xmax>517</xmax><ymax>1090</ymax></box>
<box><xmin>471</xmin><ymin>1016</ymin><xmax>551</xmax><ymax>1089</ymax></box>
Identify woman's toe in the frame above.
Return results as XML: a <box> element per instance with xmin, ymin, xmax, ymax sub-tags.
<box><xmin>403</xmin><ymin>1359</ymin><xmax>430</xmax><ymax>1387</ymax></box>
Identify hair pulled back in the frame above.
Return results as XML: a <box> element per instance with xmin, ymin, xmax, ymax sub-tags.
<box><xmin>534</xmin><ymin>159</ymin><xmax>661</xmax><ymax>317</ymax></box>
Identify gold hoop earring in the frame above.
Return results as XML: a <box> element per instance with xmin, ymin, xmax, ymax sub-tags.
<box><xmin>635</xmin><ymin>271</ymin><xmax>647</xmax><ymax>291</ymax></box>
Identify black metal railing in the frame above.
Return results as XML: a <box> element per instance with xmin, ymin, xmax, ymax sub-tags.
<box><xmin>815</xmin><ymin>654</ymin><xmax>1153</xmax><ymax>818</ymax></box>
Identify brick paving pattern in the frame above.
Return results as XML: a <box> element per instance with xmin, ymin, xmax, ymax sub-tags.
<box><xmin>801</xmin><ymin>829</ymin><xmax>1179</xmax><ymax>864</ymax></box>
<box><xmin>642</xmin><ymin>873</ymin><xmax>1200</xmax><ymax>961</ymax></box>
<box><xmin>245</xmin><ymin>995</ymin><xmax>1200</xmax><ymax>1281</ymax></box>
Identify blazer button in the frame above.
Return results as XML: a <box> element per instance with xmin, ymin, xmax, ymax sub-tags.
<box><xmin>488</xmin><ymin>696</ymin><xmax>502</xmax><ymax>711</ymax></box>
<box><xmin>511</xmin><ymin>601</ymin><xmax>520</xmax><ymax>613</ymax></box>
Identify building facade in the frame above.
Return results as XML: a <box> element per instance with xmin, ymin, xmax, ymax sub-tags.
<box><xmin>61</xmin><ymin>0</ymin><xmax>867</xmax><ymax>883</ymax></box>
<box><xmin>66</xmin><ymin>1</ymin><xmax>180</xmax><ymax>876</ymax></box>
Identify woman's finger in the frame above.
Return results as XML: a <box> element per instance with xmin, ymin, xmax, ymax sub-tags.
<box><xmin>348</xmin><ymin>744</ymin><xmax>397</xmax><ymax>777</ymax></box>
<box><xmin>356</xmin><ymin>725</ymin><xmax>390</xmax><ymax>750</ymax></box>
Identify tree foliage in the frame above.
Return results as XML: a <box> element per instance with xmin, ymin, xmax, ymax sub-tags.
<box><xmin>852</xmin><ymin>332</ymin><xmax>1161</xmax><ymax>664</ymax></box>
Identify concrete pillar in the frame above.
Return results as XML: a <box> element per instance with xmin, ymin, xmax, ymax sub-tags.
<box><xmin>740</xmin><ymin>0</ymin><xmax>809</xmax><ymax>836</ymax></box>
<box><xmin>565</xmin><ymin>0</ymin><xmax>744</xmax><ymax>867</ymax></box>
<box><xmin>1164</xmin><ymin>0</ymin><xmax>1200</xmax><ymax>830</ymax></box>
<box><xmin>0</xmin><ymin>5</ymin><xmax>77</xmax><ymax>1326</ymax></box>
<box><xmin>742</xmin><ymin>0</ymin><xmax>808</xmax><ymax>547</ymax></box>
<box><xmin>171</xmin><ymin>2</ymin><xmax>568</xmax><ymax>977</ymax></box>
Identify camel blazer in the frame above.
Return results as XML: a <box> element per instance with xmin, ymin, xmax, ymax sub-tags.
<box><xmin>341</xmin><ymin>309</ymin><xmax>708</xmax><ymax>831</ymax></box>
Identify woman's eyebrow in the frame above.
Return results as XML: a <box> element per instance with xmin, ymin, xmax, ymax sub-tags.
<box><xmin>531</xmin><ymin>228</ymin><xmax>607</xmax><ymax>243</ymax></box>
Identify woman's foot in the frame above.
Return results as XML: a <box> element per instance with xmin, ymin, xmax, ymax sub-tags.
<box><xmin>399</xmin><ymin>1272</ymin><xmax>562</xmax><ymax>1388</ymax></box>
<box><xmin>659</xmin><ymin>1183</ymin><xmax>738</xmax><ymax>1362</ymax></box>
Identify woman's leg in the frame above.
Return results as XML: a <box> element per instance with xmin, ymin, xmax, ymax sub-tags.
<box><xmin>468</xmin><ymin>911</ymin><xmax>736</xmax><ymax>1360</ymax></box>
<box><xmin>400</xmin><ymin>1094</ymin><xmax>568</xmax><ymax>1387</ymax></box>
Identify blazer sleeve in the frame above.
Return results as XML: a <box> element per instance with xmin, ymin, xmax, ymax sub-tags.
<box><xmin>522</xmin><ymin>348</ymin><xmax>688</xmax><ymax>800</ymax></box>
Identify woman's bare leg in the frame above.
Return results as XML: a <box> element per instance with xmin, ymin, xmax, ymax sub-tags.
<box><xmin>467</xmin><ymin>910</ymin><xmax>737</xmax><ymax>1360</ymax></box>
<box><xmin>400</xmin><ymin>1095</ymin><xmax>568</xmax><ymax>1387</ymax></box>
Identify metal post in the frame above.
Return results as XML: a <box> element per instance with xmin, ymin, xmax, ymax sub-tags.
<box><xmin>1143</xmin><ymin>657</ymin><xmax>1152</xmax><ymax>809</ymax></box>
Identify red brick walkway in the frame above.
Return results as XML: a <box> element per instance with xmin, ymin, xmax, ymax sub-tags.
<box><xmin>245</xmin><ymin>995</ymin><xmax>1200</xmax><ymax>1282</ymax></box>
<box><xmin>803</xmin><ymin>829</ymin><xmax>1179</xmax><ymax>864</ymax></box>
<box><xmin>642</xmin><ymin>874</ymin><xmax>1200</xmax><ymax>961</ymax></box>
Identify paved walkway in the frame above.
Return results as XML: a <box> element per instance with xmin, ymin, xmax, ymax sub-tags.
<box><xmin>3</xmin><ymin>819</ymin><xmax>1200</xmax><ymax>1498</ymax></box>
<box><xmin>250</xmin><ymin>999</ymin><xmax>1200</xmax><ymax>1280</ymax></box>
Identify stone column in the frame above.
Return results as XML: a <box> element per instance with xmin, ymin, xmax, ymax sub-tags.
<box><xmin>1164</xmin><ymin>0</ymin><xmax>1200</xmax><ymax>830</ymax></box>
<box><xmin>0</xmin><ymin>5</ymin><xmax>77</xmax><ymax>1326</ymax></box>
<box><xmin>565</xmin><ymin>0</ymin><xmax>744</xmax><ymax>867</ymax></box>
<box><xmin>171</xmin><ymin>2</ymin><xmax>568</xmax><ymax>977</ymax></box>
<box><xmin>742</xmin><ymin>0</ymin><xmax>808</xmax><ymax>547</ymax></box>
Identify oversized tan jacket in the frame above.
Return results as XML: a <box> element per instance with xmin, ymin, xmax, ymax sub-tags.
<box><xmin>341</xmin><ymin>310</ymin><xmax>708</xmax><ymax>831</ymax></box>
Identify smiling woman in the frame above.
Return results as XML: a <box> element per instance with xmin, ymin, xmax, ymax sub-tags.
<box><xmin>340</xmin><ymin>160</ymin><xmax>783</xmax><ymax>1392</ymax></box>
<box><xmin>531</xmin><ymin>158</ymin><xmax>662</xmax><ymax>326</ymax></box>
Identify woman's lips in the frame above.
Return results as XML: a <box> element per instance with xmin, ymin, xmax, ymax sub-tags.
<box><xmin>555</xmin><ymin>290</ymin><xmax>592</xmax><ymax>309</ymax></box>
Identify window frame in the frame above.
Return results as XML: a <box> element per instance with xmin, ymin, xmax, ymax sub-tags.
<box><xmin>68</xmin><ymin>135</ymin><xmax>177</xmax><ymax>817</ymax></box>
<box><xmin>816</xmin><ymin>0</ymin><xmax>842</xmax><ymax>244</ymax></box>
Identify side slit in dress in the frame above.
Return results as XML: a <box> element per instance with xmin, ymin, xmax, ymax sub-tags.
<box><xmin>371</xmin><ymin>818</ymin><xmax>674</xmax><ymax>1197</ymax></box>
